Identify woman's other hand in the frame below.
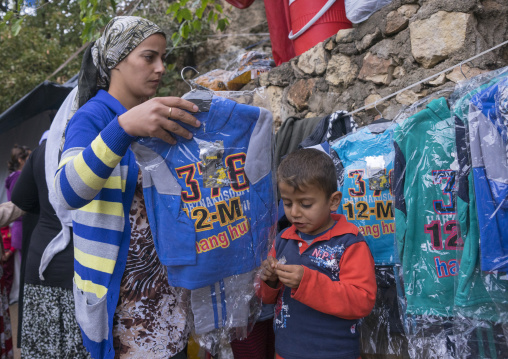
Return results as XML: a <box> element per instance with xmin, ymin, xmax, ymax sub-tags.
<box><xmin>118</xmin><ymin>97</ymin><xmax>201</xmax><ymax>144</ymax></box>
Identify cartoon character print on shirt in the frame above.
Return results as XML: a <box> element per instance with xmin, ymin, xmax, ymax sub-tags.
<box><xmin>308</xmin><ymin>243</ymin><xmax>346</xmax><ymax>281</ymax></box>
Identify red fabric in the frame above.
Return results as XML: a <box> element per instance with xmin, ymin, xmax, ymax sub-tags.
<box><xmin>224</xmin><ymin>0</ymin><xmax>256</xmax><ymax>9</ymax></box>
<box><xmin>230</xmin><ymin>319</ymin><xmax>275</xmax><ymax>359</ymax></box>
<box><xmin>0</xmin><ymin>227</ymin><xmax>13</xmax><ymax>296</ymax></box>
<box><xmin>228</xmin><ymin>0</ymin><xmax>351</xmax><ymax>65</ymax></box>
<box><xmin>1</xmin><ymin>227</ymin><xmax>14</xmax><ymax>254</ymax></box>
<box><xmin>263</xmin><ymin>0</ymin><xmax>295</xmax><ymax>65</ymax></box>
<box><xmin>288</xmin><ymin>0</ymin><xmax>351</xmax><ymax>55</ymax></box>
<box><xmin>291</xmin><ymin>242</ymin><xmax>376</xmax><ymax>319</ymax></box>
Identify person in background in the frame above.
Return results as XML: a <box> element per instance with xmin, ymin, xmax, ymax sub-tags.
<box><xmin>53</xmin><ymin>16</ymin><xmax>201</xmax><ymax>359</ymax></box>
<box><xmin>5</xmin><ymin>145</ymin><xmax>30</xmax><ymax>305</ymax></box>
<box><xmin>259</xmin><ymin>148</ymin><xmax>377</xmax><ymax>359</ymax></box>
<box><xmin>9</xmin><ymin>137</ymin><xmax>90</xmax><ymax>358</ymax></box>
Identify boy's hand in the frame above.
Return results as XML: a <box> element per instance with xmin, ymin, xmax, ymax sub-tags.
<box><xmin>276</xmin><ymin>264</ymin><xmax>304</xmax><ymax>289</ymax></box>
<box><xmin>260</xmin><ymin>256</ymin><xmax>279</xmax><ymax>288</ymax></box>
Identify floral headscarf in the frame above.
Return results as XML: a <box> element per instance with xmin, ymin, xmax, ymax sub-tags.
<box><xmin>78</xmin><ymin>16</ymin><xmax>165</xmax><ymax>107</ymax></box>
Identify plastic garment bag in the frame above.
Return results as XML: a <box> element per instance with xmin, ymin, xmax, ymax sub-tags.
<box><xmin>331</xmin><ymin>120</ymin><xmax>407</xmax><ymax>356</ymax></box>
<box><xmin>331</xmin><ymin>120</ymin><xmax>398</xmax><ymax>266</ymax></box>
<box><xmin>450</xmin><ymin>68</ymin><xmax>508</xmax><ymax>358</ymax></box>
<box><xmin>391</xmin><ymin>72</ymin><xmax>508</xmax><ymax>358</ymax></box>
<box><xmin>345</xmin><ymin>0</ymin><xmax>393</xmax><ymax>24</ymax></box>
<box><xmin>393</xmin><ymin>97</ymin><xmax>461</xmax><ymax>357</ymax></box>
<box><xmin>132</xmin><ymin>92</ymin><xmax>277</xmax><ymax>355</ymax></box>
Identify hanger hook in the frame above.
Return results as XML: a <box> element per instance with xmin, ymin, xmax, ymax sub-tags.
<box><xmin>181</xmin><ymin>66</ymin><xmax>200</xmax><ymax>91</ymax></box>
<box><xmin>459</xmin><ymin>63</ymin><xmax>467</xmax><ymax>79</ymax></box>
<box><xmin>374</xmin><ymin>101</ymin><xmax>383</xmax><ymax>118</ymax></box>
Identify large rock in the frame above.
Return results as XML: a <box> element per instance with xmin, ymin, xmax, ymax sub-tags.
<box><xmin>393</xmin><ymin>66</ymin><xmax>406</xmax><ymax>79</ymax></box>
<box><xmin>356</xmin><ymin>28</ymin><xmax>383</xmax><ymax>52</ymax></box>
<box><xmin>332</xmin><ymin>43</ymin><xmax>359</xmax><ymax>56</ymax></box>
<box><xmin>385</xmin><ymin>11</ymin><xmax>409</xmax><ymax>36</ymax></box>
<box><xmin>308</xmin><ymin>91</ymin><xmax>340</xmax><ymax>115</ymax></box>
<box><xmin>358</xmin><ymin>52</ymin><xmax>395</xmax><ymax>85</ymax></box>
<box><xmin>266</xmin><ymin>62</ymin><xmax>293</xmax><ymax>86</ymax></box>
<box><xmin>287</xmin><ymin>78</ymin><xmax>316</xmax><ymax>111</ymax></box>
<box><xmin>336</xmin><ymin>28</ymin><xmax>356</xmax><ymax>43</ymax></box>
<box><xmin>325</xmin><ymin>54</ymin><xmax>358</xmax><ymax>87</ymax></box>
<box><xmin>395</xmin><ymin>89</ymin><xmax>428</xmax><ymax>105</ymax></box>
<box><xmin>266</xmin><ymin>86</ymin><xmax>284</xmax><ymax>125</ymax></box>
<box><xmin>398</xmin><ymin>4</ymin><xmax>419</xmax><ymax>18</ymax></box>
<box><xmin>427</xmin><ymin>73</ymin><xmax>447</xmax><ymax>86</ymax></box>
<box><xmin>385</xmin><ymin>4</ymin><xmax>419</xmax><ymax>36</ymax></box>
<box><xmin>297</xmin><ymin>45</ymin><xmax>327</xmax><ymax>76</ymax></box>
<box><xmin>409</xmin><ymin>11</ymin><xmax>473</xmax><ymax>68</ymax></box>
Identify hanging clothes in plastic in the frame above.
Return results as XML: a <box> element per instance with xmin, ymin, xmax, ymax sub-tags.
<box><xmin>393</xmin><ymin>97</ymin><xmax>461</xmax><ymax>317</ymax></box>
<box><xmin>274</xmin><ymin>115</ymin><xmax>324</xmax><ymax>170</ymax></box>
<box><xmin>393</xmin><ymin>97</ymin><xmax>462</xmax><ymax>358</ymax></box>
<box><xmin>450</xmin><ymin>67</ymin><xmax>508</xmax><ymax>359</ymax></box>
<box><xmin>332</xmin><ymin>120</ymin><xmax>398</xmax><ymax>265</ymax></box>
<box><xmin>331</xmin><ymin>120</ymin><xmax>407</xmax><ymax>357</ymax></box>
<box><xmin>468</xmin><ymin>79</ymin><xmax>508</xmax><ymax>272</ymax></box>
<box><xmin>299</xmin><ymin>110</ymin><xmax>358</xmax><ymax>149</ymax></box>
<box><xmin>132</xmin><ymin>94</ymin><xmax>277</xmax><ymax>355</ymax></box>
<box><xmin>133</xmin><ymin>96</ymin><xmax>275</xmax><ymax>289</ymax></box>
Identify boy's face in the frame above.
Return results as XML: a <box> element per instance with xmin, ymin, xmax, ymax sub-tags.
<box><xmin>279</xmin><ymin>181</ymin><xmax>342</xmax><ymax>236</ymax></box>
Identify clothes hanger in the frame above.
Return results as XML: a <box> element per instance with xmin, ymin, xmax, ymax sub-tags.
<box><xmin>367</xmin><ymin>102</ymin><xmax>392</xmax><ymax>134</ymax></box>
<box><xmin>180</xmin><ymin>66</ymin><xmax>214</xmax><ymax>112</ymax></box>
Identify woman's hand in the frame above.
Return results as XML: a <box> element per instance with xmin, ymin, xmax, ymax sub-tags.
<box><xmin>118</xmin><ymin>97</ymin><xmax>201</xmax><ymax>144</ymax></box>
<box><xmin>1</xmin><ymin>250</ymin><xmax>11</xmax><ymax>262</ymax></box>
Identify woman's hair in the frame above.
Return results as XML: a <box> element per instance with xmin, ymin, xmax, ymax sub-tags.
<box><xmin>78</xmin><ymin>16</ymin><xmax>166</xmax><ymax>108</ymax></box>
<box><xmin>277</xmin><ymin>148</ymin><xmax>337</xmax><ymax>198</ymax></box>
<box><xmin>8</xmin><ymin>144</ymin><xmax>30</xmax><ymax>173</ymax></box>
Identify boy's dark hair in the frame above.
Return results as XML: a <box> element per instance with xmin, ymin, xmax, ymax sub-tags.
<box><xmin>8</xmin><ymin>144</ymin><xmax>30</xmax><ymax>173</ymax></box>
<box><xmin>277</xmin><ymin>148</ymin><xmax>337</xmax><ymax>198</ymax></box>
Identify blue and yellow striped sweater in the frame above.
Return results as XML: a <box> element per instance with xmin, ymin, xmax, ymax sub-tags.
<box><xmin>54</xmin><ymin>90</ymin><xmax>138</xmax><ymax>359</ymax></box>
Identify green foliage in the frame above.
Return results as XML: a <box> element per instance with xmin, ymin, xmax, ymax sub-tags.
<box><xmin>164</xmin><ymin>0</ymin><xmax>229</xmax><ymax>48</ymax></box>
<box><xmin>71</xmin><ymin>0</ymin><xmax>230</xmax><ymax>49</ymax></box>
<box><xmin>78</xmin><ymin>0</ymin><xmax>118</xmax><ymax>43</ymax></box>
<box><xmin>0</xmin><ymin>0</ymin><xmax>230</xmax><ymax>113</ymax></box>
<box><xmin>0</xmin><ymin>0</ymin><xmax>84</xmax><ymax>113</ymax></box>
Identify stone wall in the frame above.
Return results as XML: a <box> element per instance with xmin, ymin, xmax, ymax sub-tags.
<box><xmin>255</xmin><ymin>0</ymin><xmax>508</xmax><ymax>127</ymax></box>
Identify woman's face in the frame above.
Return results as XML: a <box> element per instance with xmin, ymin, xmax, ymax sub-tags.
<box><xmin>110</xmin><ymin>33</ymin><xmax>166</xmax><ymax>107</ymax></box>
<box><xmin>18</xmin><ymin>152</ymin><xmax>29</xmax><ymax>170</ymax></box>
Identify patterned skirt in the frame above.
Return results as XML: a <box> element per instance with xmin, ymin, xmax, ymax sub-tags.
<box><xmin>0</xmin><ymin>266</ymin><xmax>12</xmax><ymax>359</ymax></box>
<box><xmin>21</xmin><ymin>284</ymin><xmax>89</xmax><ymax>359</ymax></box>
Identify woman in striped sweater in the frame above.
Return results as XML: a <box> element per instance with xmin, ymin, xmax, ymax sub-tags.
<box><xmin>53</xmin><ymin>16</ymin><xmax>200</xmax><ymax>359</ymax></box>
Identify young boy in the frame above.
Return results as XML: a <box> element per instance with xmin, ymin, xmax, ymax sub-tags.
<box><xmin>259</xmin><ymin>148</ymin><xmax>376</xmax><ymax>359</ymax></box>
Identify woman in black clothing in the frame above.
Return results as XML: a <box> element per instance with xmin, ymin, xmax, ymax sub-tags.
<box><xmin>10</xmin><ymin>140</ymin><xmax>89</xmax><ymax>358</ymax></box>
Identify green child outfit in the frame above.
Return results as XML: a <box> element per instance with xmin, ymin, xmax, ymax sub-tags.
<box><xmin>393</xmin><ymin>97</ymin><xmax>462</xmax><ymax>317</ymax></box>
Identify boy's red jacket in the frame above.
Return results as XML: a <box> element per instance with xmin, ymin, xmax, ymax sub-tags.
<box><xmin>259</xmin><ymin>214</ymin><xmax>376</xmax><ymax>359</ymax></box>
